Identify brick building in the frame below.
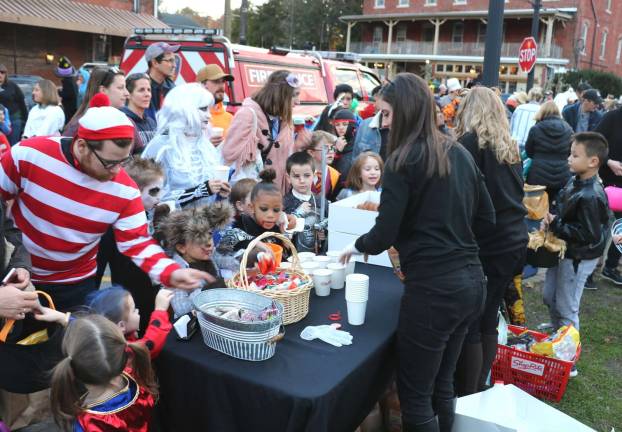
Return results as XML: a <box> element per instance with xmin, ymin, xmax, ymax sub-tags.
<box><xmin>0</xmin><ymin>0</ymin><xmax>166</xmax><ymax>80</ymax></box>
<box><xmin>342</xmin><ymin>0</ymin><xmax>620</xmax><ymax>92</ymax></box>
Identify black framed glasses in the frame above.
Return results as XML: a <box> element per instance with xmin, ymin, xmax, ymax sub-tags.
<box><xmin>87</xmin><ymin>144</ymin><xmax>133</xmax><ymax>169</ymax></box>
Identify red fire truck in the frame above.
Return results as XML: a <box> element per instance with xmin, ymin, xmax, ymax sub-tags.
<box><xmin>120</xmin><ymin>28</ymin><xmax>381</xmax><ymax>117</ymax></box>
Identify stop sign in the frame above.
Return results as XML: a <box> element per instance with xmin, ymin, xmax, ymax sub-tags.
<box><xmin>518</xmin><ymin>37</ymin><xmax>538</xmax><ymax>73</ymax></box>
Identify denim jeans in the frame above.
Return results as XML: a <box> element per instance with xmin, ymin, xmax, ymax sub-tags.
<box><xmin>397</xmin><ymin>264</ymin><xmax>485</xmax><ymax>425</ymax></box>
<box><xmin>543</xmin><ymin>258</ymin><xmax>598</xmax><ymax>330</ymax></box>
<box><xmin>34</xmin><ymin>277</ymin><xmax>97</xmax><ymax>312</ymax></box>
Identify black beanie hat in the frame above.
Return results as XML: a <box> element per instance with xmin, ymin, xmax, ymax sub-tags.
<box><xmin>332</xmin><ymin>108</ymin><xmax>356</xmax><ymax>122</ymax></box>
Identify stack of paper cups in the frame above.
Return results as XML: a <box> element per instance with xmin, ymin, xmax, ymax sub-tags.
<box><xmin>327</xmin><ymin>263</ymin><xmax>345</xmax><ymax>289</ymax></box>
<box><xmin>300</xmin><ymin>261</ymin><xmax>319</xmax><ymax>275</ymax></box>
<box><xmin>312</xmin><ymin>269</ymin><xmax>332</xmax><ymax>296</ymax></box>
<box><xmin>345</xmin><ymin>273</ymin><xmax>369</xmax><ymax>325</ymax></box>
<box><xmin>313</xmin><ymin>255</ymin><xmax>332</xmax><ymax>269</ymax></box>
<box><xmin>326</xmin><ymin>251</ymin><xmax>341</xmax><ymax>263</ymax></box>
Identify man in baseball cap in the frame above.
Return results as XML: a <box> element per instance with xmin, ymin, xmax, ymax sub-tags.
<box><xmin>196</xmin><ymin>64</ymin><xmax>234</xmax><ymax>144</ymax></box>
<box><xmin>563</xmin><ymin>88</ymin><xmax>604</xmax><ymax>132</ymax></box>
<box><xmin>145</xmin><ymin>42</ymin><xmax>180</xmax><ymax>121</ymax></box>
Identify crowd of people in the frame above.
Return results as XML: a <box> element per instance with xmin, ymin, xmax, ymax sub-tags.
<box><xmin>0</xmin><ymin>50</ymin><xmax>620</xmax><ymax>432</ymax></box>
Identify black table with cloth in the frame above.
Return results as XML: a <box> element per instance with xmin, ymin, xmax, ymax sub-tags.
<box><xmin>155</xmin><ymin>263</ymin><xmax>403</xmax><ymax>432</ymax></box>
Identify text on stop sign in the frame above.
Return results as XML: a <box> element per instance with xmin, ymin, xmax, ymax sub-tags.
<box><xmin>520</xmin><ymin>48</ymin><xmax>537</xmax><ymax>63</ymax></box>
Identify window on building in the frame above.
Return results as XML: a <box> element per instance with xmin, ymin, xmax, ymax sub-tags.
<box><xmin>425</xmin><ymin>0</ymin><xmax>437</xmax><ymax>5</ymax></box>
<box><xmin>373</xmin><ymin>26</ymin><xmax>383</xmax><ymax>51</ymax></box>
<box><xmin>396</xmin><ymin>26</ymin><xmax>407</xmax><ymax>42</ymax></box>
<box><xmin>374</xmin><ymin>0</ymin><xmax>385</xmax><ymax>8</ymax></box>
<box><xmin>601</xmin><ymin>30</ymin><xmax>608</xmax><ymax>59</ymax></box>
<box><xmin>581</xmin><ymin>22</ymin><xmax>589</xmax><ymax>54</ymax></box>
<box><xmin>422</xmin><ymin>23</ymin><xmax>435</xmax><ymax>42</ymax></box>
<box><xmin>617</xmin><ymin>38</ymin><xmax>622</xmax><ymax>64</ymax></box>
<box><xmin>452</xmin><ymin>22</ymin><xmax>464</xmax><ymax>45</ymax></box>
<box><xmin>454</xmin><ymin>0</ymin><xmax>467</xmax><ymax>4</ymax></box>
<box><xmin>477</xmin><ymin>23</ymin><xmax>487</xmax><ymax>46</ymax></box>
<box><xmin>93</xmin><ymin>34</ymin><xmax>111</xmax><ymax>62</ymax></box>
<box><xmin>398</xmin><ymin>0</ymin><xmax>409</xmax><ymax>6</ymax></box>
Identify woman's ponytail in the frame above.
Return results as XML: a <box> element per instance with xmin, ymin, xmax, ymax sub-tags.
<box><xmin>50</xmin><ymin>356</ymin><xmax>82</xmax><ymax>429</ymax></box>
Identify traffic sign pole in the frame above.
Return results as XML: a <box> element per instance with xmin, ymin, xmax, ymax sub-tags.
<box><xmin>526</xmin><ymin>0</ymin><xmax>541</xmax><ymax>91</ymax></box>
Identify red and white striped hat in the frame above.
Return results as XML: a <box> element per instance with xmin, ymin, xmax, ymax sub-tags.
<box><xmin>77</xmin><ymin>93</ymin><xmax>134</xmax><ymax>141</ymax></box>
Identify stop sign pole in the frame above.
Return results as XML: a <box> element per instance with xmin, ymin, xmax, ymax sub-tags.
<box><xmin>526</xmin><ymin>0</ymin><xmax>541</xmax><ymax>91</ymax></box>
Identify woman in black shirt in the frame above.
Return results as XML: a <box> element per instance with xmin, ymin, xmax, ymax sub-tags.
<box><xmin>340</xmin><ymin>74</ymin><xmax>494</xmax><ymax>432</ymax></box>
<box><xmin>454</xmin><ymin>87</ymin><xmax>528</xmax><ymax>396</ymax></box>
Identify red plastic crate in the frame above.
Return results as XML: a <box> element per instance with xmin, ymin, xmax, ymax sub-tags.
<box><xmin>491</xmin><ymin>325</ymin><xmax>581</xmax><ymax>402</ymax></box>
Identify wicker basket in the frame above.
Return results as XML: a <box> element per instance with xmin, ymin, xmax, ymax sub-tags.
<box><xmin>227</xmin><ymin>232</ymin><xmax>312</xmax><ymax>325</ymax></box>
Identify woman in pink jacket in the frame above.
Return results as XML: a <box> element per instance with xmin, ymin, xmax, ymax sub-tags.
<box><xmin>222</xmin><ymin>70</ymin><xmax>310</xmax><ymax>193</ymax></box>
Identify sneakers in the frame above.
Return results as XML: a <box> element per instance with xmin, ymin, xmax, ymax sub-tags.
<box><xmin>583</xmin><ymin>274</ymin><xmax>597</xmax><ymax>290</ymax></box>
<box><xmin>601</xmin><ymin>267</ymin><xmax>622</xmax><ymax>286</ymax></box>
<box><xmin>569</xmin><ymin>365</ymin><xmax>578</xmax><ymax>378</ymax></box>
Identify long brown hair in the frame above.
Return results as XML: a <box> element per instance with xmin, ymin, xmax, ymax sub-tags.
<box><xmin>36</xmin><ymin>79</ymin><xmax>60</xmax><ymax>106</ymax></box>
<box><xmin>252</xmin><ymin>70</ymin><xmax>296</xmax><ymax>124</ymax></box>
<box><xmin>50</xmin><ymin>315</ymin><xmax>157</xmax><ymax>429</ymax></box>
<box><xmin>380</xmin><ymin>73</ymin><xmax>452</xmax><ymax>177</ymax></box>
<box><xmin>346</xmin><ymin>152</ymin><xmax>384</xmax><ymax>191</ymax></box>
<box><xmin>70</xmin><ymin>67</ymin><xmax>125</xmax><ymax>122</ymax></box>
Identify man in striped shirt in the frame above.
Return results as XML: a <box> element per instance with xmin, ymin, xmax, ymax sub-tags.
<box><xmin>0</xmin><ymin>96</ymin><xmax>213</xmax><ymax>311</ymax></box>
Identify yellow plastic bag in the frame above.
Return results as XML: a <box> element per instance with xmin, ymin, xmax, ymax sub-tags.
<box><xmin>531</xmin><ymin>325</ymin><xmax>580</xmax><ymax>361</ymax></box>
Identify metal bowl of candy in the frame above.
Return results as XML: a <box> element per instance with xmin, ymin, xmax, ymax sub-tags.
<box><xmin>193</xmin><ymin>289</ymin><xmax>285</xmax><ymax>361</ymax></box>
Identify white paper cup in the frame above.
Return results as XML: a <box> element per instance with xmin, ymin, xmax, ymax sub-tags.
<box><xmin>312</xmin><ymin>269</ymin><xmax>332</xmax><ymax>296</ymax></box>
<box><xmin>313</xmin><ymin>255</ymin><xmax>332</xmax><ymax>269</ymax></box>
<box><xmin>214</xmin><ymin>165</ymin><xmax>230</xmax><ymax>182</ymax></box>
<box><xmin>297</xmin><ymin>252</ymin><xmax>316</xmax><ymax>262</ymax></box>
<box><xmin>301</xmin><ymin>261</ymin><xmax>319</xmax><ymax>275</ymax></box>
<box><xmin>346</xmin><ymin>273</ymin><xmax>369</xmax><ymax>285</ymax></box>
<box><xmin>345</xmin><ymin>259</ymin><xmax>356</xmax><ymax>276</ymax></box>
<box><xmin>211</xmin><ymin>127</ymin><xmax>224</xmax><ymax>138</ymax></box>
<box><xmin>326</xmin><ymin>251</ymin><xmax>341</xmax><ymax>263</ymax></box>
<box><xmin>346</xmin><ymin>286</ymin><xmax>368</xmax><ymax>302</ymax></box>
<box><xmin>347</xmin><ymin>300</ymin><xmax>367</xmax><ymax>325</ymax></box>
<box><xmin>327</xmin><ymin>263</ymin><xmax>345</xmax><ymax>289</ymax></box>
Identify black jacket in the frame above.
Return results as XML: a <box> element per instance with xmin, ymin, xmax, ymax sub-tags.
<box><xmin>0</xmin><ymin>80</ymin><xmax>27</xmax><ymax>120</ymax></box>
<box><xmin>596</xmin><ymin>107</ymin><xmax>622</xmax><ymax>187</ymax></box>
<box><xmin>121</xmin><ymin>107</ymin><xmax>157</xmax><ymax>153</ymax></box>
<box><xmin>59</xmin><ymin>77</ymin><xmax>78</xmax><ymax>124</ymax></box>
<box><xmin>355</xmin><ymin>140</ymin><xmax>496</xmax><ymax>279</ymax></box>
<box><xmin>459</xmin><ymin>132</ymin><xmax>528</xmax><ymax>256</ymax></box>
<box><xmin>550</xmin><ymin>175</ymin><xmax>611</xmax><ymax>260</ymax></box>
<box><xmin>525</xmin><ymin>116</ymin><xmax>573</xmax><ymax>190</ymax></box>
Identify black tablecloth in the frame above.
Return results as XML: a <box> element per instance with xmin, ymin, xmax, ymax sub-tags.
<box><xmin>156</xmin><ymin>263</ymin><xmax>403</xmax><ymax>432</ymax></box>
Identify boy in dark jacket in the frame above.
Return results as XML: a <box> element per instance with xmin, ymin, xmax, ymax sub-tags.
<box><xmin>542</xmin><ymin>132</ymin><xmax>611</xmax><ymax>341</ymax></box>
<box><xmin>283</xmin><ymin>152</ymin><xmax>327</xmax><ymax>253</ymax></box>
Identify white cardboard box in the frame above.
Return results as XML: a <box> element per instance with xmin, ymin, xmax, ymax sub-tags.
<box><xmin>328</xmin><ymin>191</ymin><xmax>391</xmax><ymax>267</ymax></box>
<box><xmin>328</xmin><ymin>191</ymin><xmax>381</xmax><ymax>236</ymax></box>
<box><xmin>454</xmin><ymin>384</ymin><xmax>596</xmax><ymax>432</ymax></box>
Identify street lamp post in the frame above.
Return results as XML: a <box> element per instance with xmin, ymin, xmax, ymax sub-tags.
<box><xmin>482</xmin><ymin>0</ymin><xmax>505</xmax><ymax>87</ymax></box>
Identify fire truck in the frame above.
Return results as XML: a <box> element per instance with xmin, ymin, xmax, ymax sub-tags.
<box><xmin>120</xmin><ymin>28</ymin><xmax>381</xmax><ymax>117</ymax></box>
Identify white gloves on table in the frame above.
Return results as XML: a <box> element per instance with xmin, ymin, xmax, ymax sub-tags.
<box><xmin>300</xmin><ymin>324</ymin><xmax>353</xmax><ymax>347</ymax></box>
<box><xmin>338</xmin><ymin>242</ymin><xmax>361</xmax><ymax>264</ymax></box>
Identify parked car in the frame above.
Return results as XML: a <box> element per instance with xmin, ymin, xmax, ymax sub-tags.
<box><xmin>9</xmin><ymin>74</ymin><xmax>42</xmax><ymax>112</ymax></box>
<box><xmin>120</xmin><ymin>29</ymin><xmax>381</xmax><ymax>118</ymax></box>
<box><xmin>79</xmin><ymin>62</ymin><xmax>110</xmax><ymax>74</ymax></box>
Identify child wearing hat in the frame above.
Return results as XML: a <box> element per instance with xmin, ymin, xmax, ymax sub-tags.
<box><xmin>331</xmin><ymin>108</ymin><xmax>358</xmax><ymax>175</ymax></box>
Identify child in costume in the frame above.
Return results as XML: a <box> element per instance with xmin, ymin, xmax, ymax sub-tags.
<box><xmin>156</xmin><ymin>202</ymin><xmax>231</xmax><ymax>318</ymax></box>
<box><xmin>336</xmin><ymin>152</ymin><xmax>384</xmax><ymax>200</ymax></box>
<box><xmin>50</xmin><ymin>315</ymin><xmax>158</xmax><ymax>432</ymax></box>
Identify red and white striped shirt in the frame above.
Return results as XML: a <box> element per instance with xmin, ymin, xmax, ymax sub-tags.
<box><xmin>0</xmin><ymin>137</ymin><xmax>180</xmax><ymax>285</ymax></box>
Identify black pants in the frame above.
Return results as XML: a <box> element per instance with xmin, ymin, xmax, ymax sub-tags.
<box><xmin>34</xmin><ymin>277</ymin><xmax>97</xmax><ymax>312</ymax></box>
<box><xmin>396</xmin><ymin>264</ymin><xmax>485</xmax><ymax>425</ymax></box>
<box><xmin>605</xmin><ymin>210</ymin><xmax>622</xmax><ymax>269</ymax></box>
<box><xmin>467</xmin><ymin>248</ymin><xmax>526</xmax><ymax>342</ymax></box>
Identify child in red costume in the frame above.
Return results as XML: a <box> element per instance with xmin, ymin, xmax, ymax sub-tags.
<box><xmin>87</xmin><ymin>285</ymin><xmax>173</xmax><ymax>359</ymax></box>
<box><xmin>50</xmin><ymin>314</ymin><xmax>158</xmax><ymax>432</ymax></box>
